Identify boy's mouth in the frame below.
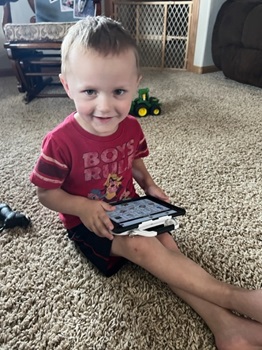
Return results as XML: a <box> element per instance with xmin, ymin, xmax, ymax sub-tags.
<box><xmin>94</xmin><ymin>116</ymin><xmax>113</xmax><ymax>123</ymax></box>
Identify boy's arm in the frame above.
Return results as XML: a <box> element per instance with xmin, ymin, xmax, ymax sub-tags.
<box><xmin>37</xmin><ymin>187</ymin><xmax>115</xmax><ymax>240</ymax></box>
<box><xmin>132</xmin><ymin>158</ymin><xmax>169</xmax><ymax>201</ymax></box>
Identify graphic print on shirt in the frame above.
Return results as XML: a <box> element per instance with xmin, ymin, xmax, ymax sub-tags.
<box><xmin>87</xmin><ymin>173</ymin><xmax>131</xmax><ymax>202</ymax></box>
<box><xmin>84</xmin><ymin>140</ymin><xmax>135</xmax><ymax>202</ymax></box>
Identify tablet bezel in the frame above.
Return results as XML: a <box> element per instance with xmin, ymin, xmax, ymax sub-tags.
<box><xmin>108</xmin><ymin>195</ymin><xmax>186</xmax><ymax>234</ymax></box>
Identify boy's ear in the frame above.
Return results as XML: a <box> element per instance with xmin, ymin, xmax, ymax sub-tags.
<box><xmin>137</xmin><ymin>75</ymin><xmax>142</xmax><ymax>86</ymax></box>
<box><xmin>59</xmin><ymin>73</ymin><xmax>72</xmax><ymax>98</ymax></box>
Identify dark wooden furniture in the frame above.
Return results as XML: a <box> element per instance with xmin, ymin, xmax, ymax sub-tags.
<box><xmin>3</xmin><ymin>0</ymin><xmax>101</xmax><ymax>103</ymax></box>
<box><xmin>4</xmin><ymin>40</ymin><xmax>65</xmax><ymax>103</ymax></box>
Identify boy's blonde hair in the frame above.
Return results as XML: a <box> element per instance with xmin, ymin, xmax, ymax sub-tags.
<box><xmin>61</xmin><ymin>16</ymin><xmax>140</xmax><ymax>75</ymax></box>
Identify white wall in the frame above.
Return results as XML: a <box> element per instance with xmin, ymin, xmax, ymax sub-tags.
<box><xmin>0</xmin><ymin>6</ymin><xmax>11</xmax><ymax>69</ymax></box>
<box><xmin>0</xmin><ymin>0</ymin><xmax>34</xmax><ymax>70</ymax></box>
<box><xmin>194</xmin><ymin>0</ymin><xmax>226</xmax><ymax>67</ymax></box>
<box><xmin>9</xmin><ymin>0</ymin><xmax>34</xmax><ymax>23</ymax></box>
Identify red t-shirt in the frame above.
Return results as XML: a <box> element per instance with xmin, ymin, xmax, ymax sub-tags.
<box><xmin>30</xmin><ymin>113</ymin><xmax>149</xmax><ymax>228</ymax></box>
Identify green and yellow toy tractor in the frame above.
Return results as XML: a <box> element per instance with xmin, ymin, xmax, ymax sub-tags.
<box><xmin>130</xmin><ymin>88</ymin><xmax>161</xmax><ymax>117</ymax></box>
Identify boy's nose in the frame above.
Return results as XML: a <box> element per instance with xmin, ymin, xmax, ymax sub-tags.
<box><xmin>97</xmin><ymin>95</ymin><xmax>112</xmax><ymax>115</ymax></box>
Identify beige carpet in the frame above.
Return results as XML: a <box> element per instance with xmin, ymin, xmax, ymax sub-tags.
<box><xmin>1</xmin><ymin>71</ymin><xmax>262</xmax><ymax>350</ymax></box>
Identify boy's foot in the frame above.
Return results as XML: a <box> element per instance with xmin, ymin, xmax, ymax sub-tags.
<box><xmin>215</xmin><ymin>315</ymin><xmax>262</xmax><ymax>350</ymax></box>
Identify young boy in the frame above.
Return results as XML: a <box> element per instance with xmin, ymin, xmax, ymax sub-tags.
<box><xmin>30</xmin><ymin>16</ymin><xmax>262</xmax><ymax>350</ymax></box>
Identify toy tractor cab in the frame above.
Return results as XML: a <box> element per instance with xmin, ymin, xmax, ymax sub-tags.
<box><xmin>130</xmin><ymin>88</ymin><xmax>161</xmax><ymax>117</ymax></box>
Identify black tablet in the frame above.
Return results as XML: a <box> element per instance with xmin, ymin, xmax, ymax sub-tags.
<box><xmin>108</xmin><ymin>195</ymin><xmax>186</xmax><ymax>234</ymax></box>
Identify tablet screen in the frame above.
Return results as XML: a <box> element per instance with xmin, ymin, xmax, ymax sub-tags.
<box><xmin>108</xmin><ymin>197</ymin><xmax>179</xmax><ymax>228</ymax></box>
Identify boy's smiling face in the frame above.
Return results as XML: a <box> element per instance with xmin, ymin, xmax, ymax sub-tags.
<box><xmin>60</xmin><ymin>47</ymin><xmax>141</xmax><ymax>137</ymax></box>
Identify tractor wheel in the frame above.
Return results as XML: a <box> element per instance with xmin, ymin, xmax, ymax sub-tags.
<box><xmin>150</xmin><ymin>105</ymin><xmax>161</xmax><ymax>116</ymax></box>
<box><xmin>135</xmin><ymin>104</ymin><xmax>148</xmax><ymax>117</ymax></box>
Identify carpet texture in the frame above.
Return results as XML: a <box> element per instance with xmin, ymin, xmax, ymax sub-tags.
<box><xmin>1</xmin><ymin>71</ymin><xmax>262</xmax><ymax>350</ymax></box>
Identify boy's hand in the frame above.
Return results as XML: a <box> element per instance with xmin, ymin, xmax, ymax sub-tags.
<box><xmin>36</xmin><ymin>188</ymin><xmax>115</xmax><ymax>240</ymax></box>
<box><xmin>145</xmin><ymin>184</ymin><xmax>170</xmax><ymax>203</ymax></box>
<box><xmin>78</xmin><ymin>200</ymin><xmax>115</xmax><ymax>240</ymax></box>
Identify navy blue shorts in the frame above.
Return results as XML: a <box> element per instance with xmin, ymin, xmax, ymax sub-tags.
<box><xmin>67</xmin><ymin>224</ymin><xmax>127</xmax><ymax>277</ymax></box>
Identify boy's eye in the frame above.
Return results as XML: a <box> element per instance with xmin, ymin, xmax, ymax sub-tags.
<box><xmin>84</xmin><ymin>89</ymin><xmax>96</xmax><ymax>96</ymax></box>
<box><xmin>114</xmin><ymin>89</ymin><xmax>126</xmax><ymax>96</ymax></box>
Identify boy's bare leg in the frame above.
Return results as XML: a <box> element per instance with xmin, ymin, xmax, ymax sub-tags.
<box><xmin>156</xmin><ymin>234</ymin><xmax>262</xmax><ymax>350</ymax></box>
<box><xmin>168</xmin><ymin>286</ymin><xmax>262</xmax><ymax>350</ymax></box>
<box><xmin>111</xmin><ymin>233</ymin><xmax>262</xmax><ymax>349</ymax></box>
